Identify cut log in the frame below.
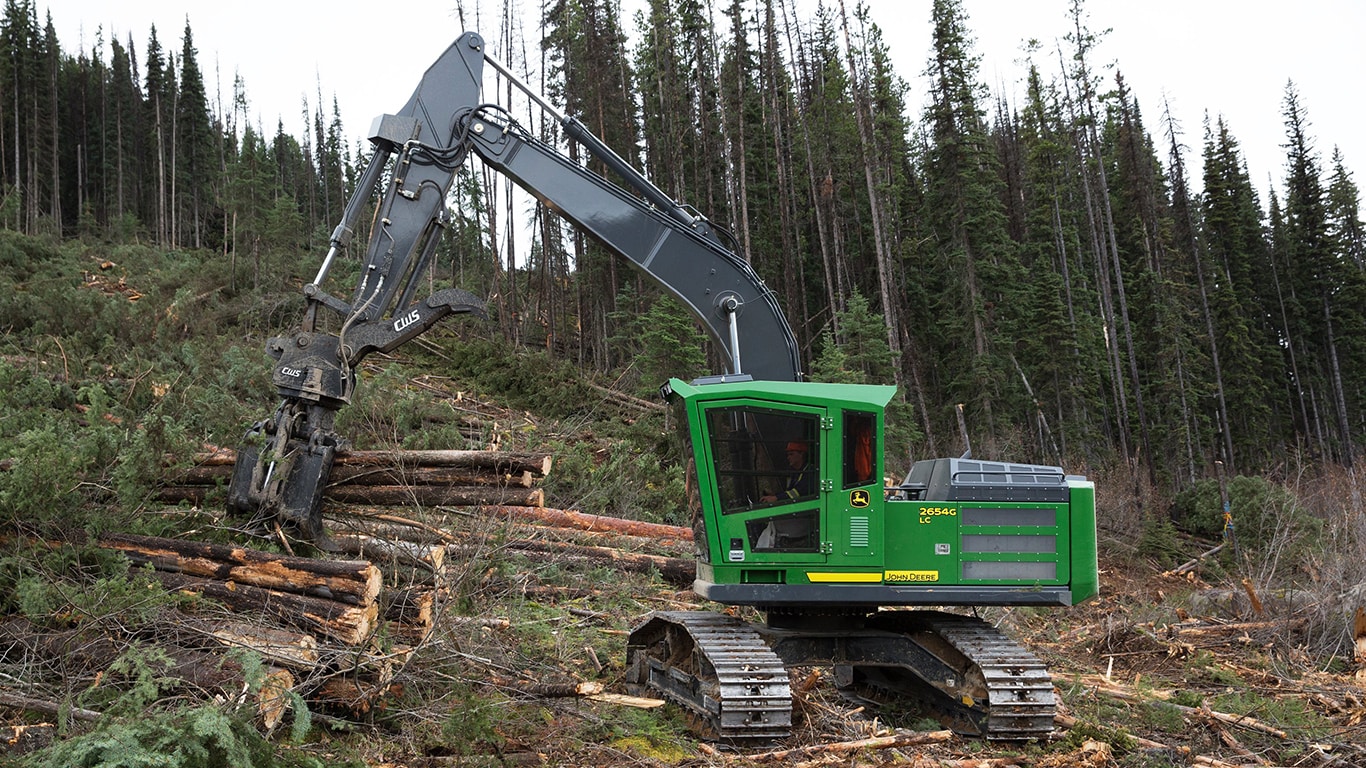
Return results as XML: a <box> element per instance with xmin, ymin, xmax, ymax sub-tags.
<box><xmin>170</xmin><ymin>464</ymin><xmax>535</xmax><ymax>489</ymax></box>
<box><xmin>332</xmin><ymin>449</ymin><xmax>551</xmax><ymax>477</ymax></box>
<box><xmin>449</xmin><ymin>539</ymin><xmax>695</xmax><ymax>587</ymax></box>
<box><xmin>257</xmin><ymin>667</ymin><xmax>296</xmax><ymax>731</ymax></box>
<box><xmin>479</xmin><ymin>505</ymin><xmax>692</xmax><ymax>543</ymax></box>
<box><xmin>206</xmin><ymin>621</ymin><xmax>321</xmax><ymax>670</ymax></box>
<box><xmin>447</xmin><ymin>616</ymin><xmax>511</xmax><ymax>631</ymax></box>
<box><xmin>0</xmin><ymin>692</ymin><xmax>100</xmax><ymax>722</ymax></box>
<box><xmin>0</xmin><ymin>617</ymin><xmax>260</xmax><ymax>699</ymax></box>
<box><xmin>324</xmin><ymin>485</ymin><xmax>544</xmax><ymax>507</ymax></box>
<box><xmin>384</xmin><ymin>587</ymin><xmax>438</xmax><ymax>643</ymax></box>
<box><xmin>99</xmin><ymin>532</ymin><xmax>382</xmax><ymax>606</ymax></box>
<box><xmin>153</xmin><ymin>483</ymin><xmax>546</xmax><ymax>509</ymax></box>
<box><xmin>152</xmin><ymin>572</ymin><xmax>378</xmax><ymax>646</ymax></box>
<box><xmin>190</xmin><ymin>446</ymin><xmax>552</xmax><ymax>477</ymax></box>
<box><xmin>329</xmin><ymin>465</ymin><xmax>535</xmax><ymax>488</ymax></box>
<box><xmin>0</xmin><ymin>723</ymin><xmax>55</xmax><ymax>755</ymax></box>
<box><xmin>327</xmin><ymin>532</ymin><xmax>445</xmax><ymax>571</ymax></box>
<box><xmin>311</xmin><ymin>676</ymin><xmax>398</xmax><ymax>716</ymax></box>
<box><xmin>386</xmin><ymin>587</ymin><xmax>437</xmax><ymax>626</ymax></box>
<box><xmin>587</xmin><ymin>692</ymin><xmax>666</xmax><ymax>709</ymax></box>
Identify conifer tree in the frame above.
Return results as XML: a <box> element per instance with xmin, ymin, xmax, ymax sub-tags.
<box><xmin>919</xmin><ymin>0</ymin><xmax>1022</xmax><ymax>453</ymax></box>
<box><xmin>175</xmin><ymin>20</ymin><xmax>215</xmax><ymax>249</ymax></box>
<box><xmin>1198</xmin><ymin>117</ymin><xmax>1283</xmax><ymax>469</ymax></box>
<box><xmin>1010</xmin><ymin>61</ymin><xmax>1105</xmax><ymax>463</ymax></box>
<box><xmin>543</xmin><ymin>0</ymin><xmax>641</xmax><ymax>372</ymax></box>
<box><xmin>1278</xmin><ymin>82</ymin><xmax>1355</xmax><ymax>466</ymax></box>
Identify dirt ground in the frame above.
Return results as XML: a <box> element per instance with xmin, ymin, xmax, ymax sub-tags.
<box><xmin>335</xmin><ymin>541</ymin><xmax>1366</xmax><ymax>768</ymax></box>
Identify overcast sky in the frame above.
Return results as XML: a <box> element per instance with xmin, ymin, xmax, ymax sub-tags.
<box><xmin>49</xmin><ymin>0</ymin><xmax>1364</xmax><ymax>202</ymax></box>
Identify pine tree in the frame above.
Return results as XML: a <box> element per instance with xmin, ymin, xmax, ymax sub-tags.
<box><xmin>919</xmin><ymin>0</ymin><xmax>1023</xmax><ymax>455</ymax></box>
<box><xmin>543</xmin><ymin>0</ymin><xmax>641</xmax><ymax>372</ymax></box>
<box><xmin>1105</xmin><ymin>75</ymin><xmax>1201</xmax><ymax>484</ymax></box>
<box><xmin>144</xmin><ymin>25</ymin><xmax>173</xmax><ymax>244</ymax></box>
<box><xmin>1009</xmin><ymin>60</ymin><xmax>1106</xmax><ymax>464</ymax></box>
<box><xmin>1278</xmin><ymin>82</ymin><xmax>1355</xmax><ymax>466</ymax></box>
<box><xmin>175</xmin><ymin>19</ymin><xmax>216</xmax><ymax>249</ymax></box>
<box><xmin>1198</xmin><ymin>117</ymin><xmax>1283</xmax><ymax>470</ymax></box>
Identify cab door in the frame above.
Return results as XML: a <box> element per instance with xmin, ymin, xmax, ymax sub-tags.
<box><xmin>695</xmin><ymin>399</ymin><xmax>829</xmax><ymax>566</ymax></box>
<box><xmin>831</xmin><ymin>409</ymin><xmax>883</xmax><ymax>565</ymax></box>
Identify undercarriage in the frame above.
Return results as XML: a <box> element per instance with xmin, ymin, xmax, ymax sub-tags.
<box><xmin>626</xmin><ymin>609</ymin><xmax>1054</xmax><ymax>743</ymax></box>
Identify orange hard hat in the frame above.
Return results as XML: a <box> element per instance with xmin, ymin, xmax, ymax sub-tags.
<box><xmin>786</xmin><ymin>441</ymin><xmax>808</xmax><ymax>453</ymax></box>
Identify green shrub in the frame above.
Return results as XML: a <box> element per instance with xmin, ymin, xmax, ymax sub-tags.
<box><xmin>1172</xmin><ymin>476</ymin><xmax>1322</xmax><ymax>568</ymax></box>
<box><xmin>23</xmin><ymin>703</ymin><xmax>324</xmax><ymax>768</ymax></box>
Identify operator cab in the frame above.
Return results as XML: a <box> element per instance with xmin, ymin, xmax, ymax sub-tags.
<box><xmin>665</xmin><ymin>376</ymin><xmax>1098</xmax><ymax>611</ymax></box>
<box><xmin>664</xmin><ymin>377</ymin><xmax>895</xmax><ymax>595</ymax></box>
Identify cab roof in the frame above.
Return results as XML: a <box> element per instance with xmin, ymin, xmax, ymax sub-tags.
<box><xmin>664</xmin><ymin>376</ymin><xmax>897</xmax><ymax>411</ymax></box>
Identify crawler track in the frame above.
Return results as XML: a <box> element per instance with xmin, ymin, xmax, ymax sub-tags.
<box><xmin>626</xmin><ymin>611</ymin><xmax>792</xmax><ymax>742</ymax></box>
<box><xmin>850</xmin><ymin>611</ymin><xmax>1056</xmax><ymax>740</ymax></box>
<box><xmin>628</xmin><ymin>609</ymin><xmax>1055</xmax><ymax>742</ymax></box>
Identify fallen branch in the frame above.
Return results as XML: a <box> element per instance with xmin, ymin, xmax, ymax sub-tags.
<box><xmin>0</xmin><ymin>691</ymin><xmax>101</xmax><ymax>722</ymax></box>
<box><xmin>485</xmin><ymin>676</ymin><xmax>605</xmax><ymax>698</ymax></box>
<box><xmin>1086</xmin><ymin>679</ymin><xmax>1288</xmax><ymax>739</ymax></box>
<box><xmin>737</xmin><ymin>729</ymin><xmax>953</xmax><ymax>762</ymax></box>
<box><xmin>1054</xmin><ymin>712</ymin><xmax>1182</xmax><ymax>753</ymax></box>
<box><xmin>1163</xmin><ymin>542</ymin><xmax>1225</xmax><ymax>577</ymax></box>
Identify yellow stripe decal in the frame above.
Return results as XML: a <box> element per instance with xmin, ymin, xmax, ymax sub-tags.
<box><xmin>805</xmin><ymin>572</ymin><xmax>883</xmax><ymax>583</ymax></box>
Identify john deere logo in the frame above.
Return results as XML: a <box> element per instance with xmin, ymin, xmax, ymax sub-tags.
<box><xmin>849</xmin><ymin>489</ymin><xmax>871</xmax><ymax>508</ymax></box>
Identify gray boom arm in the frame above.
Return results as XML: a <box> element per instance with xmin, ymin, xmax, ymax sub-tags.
<box><xmin>228</xmin><ymin>31</ymin><xmax>800</xmax><ymax>540</ymax></box>
<box><xmin>385</xmin><ymin>31</ymin><xmax>801</xmax><ymax>381</ymax></box>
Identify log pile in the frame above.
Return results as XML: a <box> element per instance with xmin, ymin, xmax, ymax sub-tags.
<box><xmin>0</xmin><ymin>532</ymin><xmax>447</xmax><ymax>729</ymax></box>
<box><xmin>158</xmin><ymin>446</ymin><xmax>553</xmax><ymax>509</ymax></box>
<box><xmin>0</xmin><ymin>445</ymin><xmax>702</xmax><ymax>734</ymax></box>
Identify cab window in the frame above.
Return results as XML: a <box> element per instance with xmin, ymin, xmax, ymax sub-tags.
<box><xmin>704</xmin><ymin>406</ymin><xmax>819</xmax><ymax>513</ymax></box>
<box><xmin>843</xmin><ymin>410</ymin><xmax>876</xmax><ymax>488</ymax></box>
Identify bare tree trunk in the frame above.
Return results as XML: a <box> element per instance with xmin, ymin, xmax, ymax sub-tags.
<box><xmin>48</xmin><ymin>49</ymin><xmax>59</xmax><ymax>226</ymax></box>
<box><xmin>1323</xmin><ymin>296</ymin><xmax>1355</xmax><ymax>467</ymax></box>
<box><xmin>778</xmin><ymin>0</ymin><xmax>840</xmax><ymax>337</ymax></box>
<box><xmin>155</xmin><ymin>94</ymin><xmax>168</xmax><ymax>245</ymax></box>
<box><xmin>838</xmin><ymin>0</ymin><xmax>903</xmax><ymax>388</ymax></box>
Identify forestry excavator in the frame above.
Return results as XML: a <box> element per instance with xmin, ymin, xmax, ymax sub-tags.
<box><xmin>227</xmin><ymin>31</ymin><xmax>1098</xmax><ymax>742</ymax></box>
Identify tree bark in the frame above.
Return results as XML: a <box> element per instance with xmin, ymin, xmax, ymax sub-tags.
<box><xmin>479</xmin><ymin>504</ymin><xmax>692</xmax><ymax>543</ymax></box>
<box><xmin>189</xmin><ymin>446</ymin><xmax>551</xmax><ymax>476</ymax></box>
<box><xmin>98</xmin><ymin>532</ymin><xmax>382</xmax><ymax>606</ymax></box>
<box><xmin>150</xmin><ymin>571</ymin><xmax>378</xmax><ymax>646</ymax></box>
<box><xmin>322</xmin><ymin>485</ymin><xmax>544</xmax><ymax>508</ymax></box>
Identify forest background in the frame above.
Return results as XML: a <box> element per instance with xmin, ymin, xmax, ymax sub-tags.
<box><xmin>8</xmin><ymin>0</ymin><xmax>1364</xmax><ymax>487</ymax></box>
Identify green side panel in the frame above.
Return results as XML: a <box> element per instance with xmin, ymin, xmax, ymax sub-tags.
<box><xmin>1067</xmin><ymin>479</ymin><xmax>1099</xmax><ymax>603</ymax></box>
<box><xmin>884</xmin><ymin>500</ymin><xmax>1071</xmax><ymax>587</ymax></box>
<box><xmin>882</xmin><ymin>499</ymin><xmax>961</xmax><ymax>583</ymax></box>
